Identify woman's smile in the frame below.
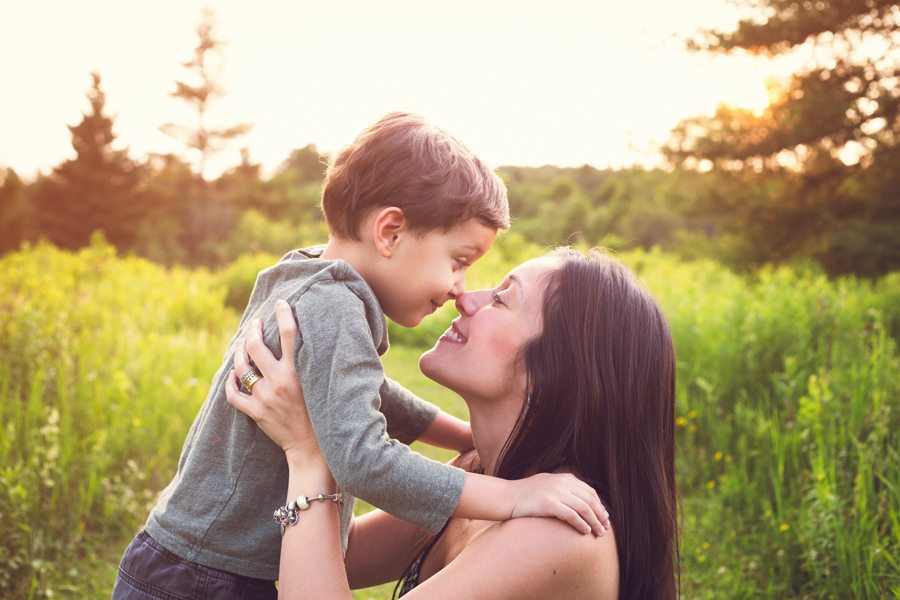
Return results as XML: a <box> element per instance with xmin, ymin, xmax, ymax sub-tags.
<box><xmin>438</xmin><ymin>321</ymin><xmax>468</xmax><ymax>346</ymax></box>
<box><xmin>421</xmin><ymin>257</ymin><xmax>559</xmax><ymax>402</ymax></box>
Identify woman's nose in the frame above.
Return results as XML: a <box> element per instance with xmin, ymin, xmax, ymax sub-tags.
<box><xmin>455</xmin><ymin>289</ymin><xmax>492</xmax><ymax>316</ymax></box>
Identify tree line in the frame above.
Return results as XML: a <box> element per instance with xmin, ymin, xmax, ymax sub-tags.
<box><xmin>1</xmin><ymin>0</ymin><xmax>896</xmax><ymax>275</ymax></box>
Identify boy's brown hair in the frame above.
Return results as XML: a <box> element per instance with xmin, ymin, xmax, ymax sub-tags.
<box><xmin>321</xmin><ymin>112</ymin><xmax>510</xmax><ymax>240</ymax></box>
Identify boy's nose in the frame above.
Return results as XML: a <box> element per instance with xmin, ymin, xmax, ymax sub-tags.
<box><xmin>449</xmin><ymin>270</ymin><xmax>467</xmax><ymax>299</ymax></box>
<box><xmin>455</xmin><ymin>289</ymin><xmax>492</xmax><ymax>316</ymax></box>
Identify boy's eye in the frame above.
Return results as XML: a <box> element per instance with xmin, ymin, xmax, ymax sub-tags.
<box><xmin>455</xmin><ymin>258</ymin><xmax>470</xmax><ymax>269</ymax></box>
<box><xmin>491</xmin><ymin>290</ymin><xmax>506</xmax><ymax>306</ymax></box>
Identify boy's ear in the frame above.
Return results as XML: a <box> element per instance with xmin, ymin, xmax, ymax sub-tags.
<box><xmin>371</xmin><ymin>207</ymin><xmax>408</xmax><ymax>257</ymax></box>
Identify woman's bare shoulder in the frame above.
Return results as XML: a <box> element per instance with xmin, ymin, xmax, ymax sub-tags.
<box><xmin>407</xmin><ymin>517</ymin><xmax>618</xmax><ymax>600</ymax></box>
<box><xmin>465</xmin><ymin>516</ymin><xmax>618</xmax><ymax>598</ymax></box>
<box><xmin>488</xmin><ymin>515</ymin><xmax>617</xmax><ymax>564</ymax></box>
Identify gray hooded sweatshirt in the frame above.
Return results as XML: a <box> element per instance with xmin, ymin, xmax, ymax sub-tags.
<box><xmin>144</xmin><ymin>246</ymin><xmax>466</xmax><ymax>580</ymax></box>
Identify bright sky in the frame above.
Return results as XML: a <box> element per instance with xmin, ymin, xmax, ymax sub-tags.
<box><xmin>1</xmin><ymin>0</ymin><xmax>793</xmax><ymax>179</ymax></box>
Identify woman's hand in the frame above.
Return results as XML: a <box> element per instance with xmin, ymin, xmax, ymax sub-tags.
<box><xmin>224</xmin><ymin>299</ymin><xmax>323</xmax><ymax>465</ymax></box>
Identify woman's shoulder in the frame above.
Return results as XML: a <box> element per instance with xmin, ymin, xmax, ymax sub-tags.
<box><xmin>463</xmin><ymin>516</ymin><xmax>619</xmax><ymax>599</ymax></box>
<box><xmin>488</xmin><ymin>515</ymin><xmax>617</xmax><ymax>565</ymax></box>
<box><xmin>410</xmin><ymin>517</ymin><xmax>618</xmax><ymax>600</ymax></box>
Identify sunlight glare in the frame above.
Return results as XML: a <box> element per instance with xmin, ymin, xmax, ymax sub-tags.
<box><xmin>723</xmin><ymin>77</ymin><xmax>773</xmax><ymax>116</ymax></box>
<box><xmin>0</xmin><ymin>0</ymin><xmax>786</xmax><ymax>177</ymax></box>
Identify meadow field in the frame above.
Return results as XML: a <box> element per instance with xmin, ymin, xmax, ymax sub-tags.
<box><xmin>1</xmin><ymin>236</ymin><xmax>898</xmax><ymax>599</ymax></box>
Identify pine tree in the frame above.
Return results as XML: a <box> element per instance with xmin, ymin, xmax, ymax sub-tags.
<box><xmin>0</xmin><ymin>167</ymin><xmax>28</xmax><ymax>254</ymax></box>
<box><xmin>161</xmin><ymin>8</ymin><xmax>251</xmax><ymax>181</ymax></box>
<box><xmin>666</xmin><ymin>0</ymin><xmax>899</xmax><ymax>275</ymax></box>
<box><xmin>33</xmin><ymin>73</ymin><xmax>142</xmax><ymax>250</ymax></box>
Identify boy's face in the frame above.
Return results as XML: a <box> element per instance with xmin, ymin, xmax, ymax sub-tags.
<box><xmin>377</xmin><ymin>219</ymin><xmax>497</xmax><ymax>327</ymax></box>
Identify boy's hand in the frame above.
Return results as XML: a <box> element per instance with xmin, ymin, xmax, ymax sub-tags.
<box><xmin>508</xmin><ymin>472</ymin><xmax>610</xmax><ymax>536</ymax></box>
<box><xmin>455</xmin><ymin>471</ymin><xmax>611</xmax><ymax>536</ymax></box>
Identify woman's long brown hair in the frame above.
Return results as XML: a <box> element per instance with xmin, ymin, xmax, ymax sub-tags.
<box><xmin>396</xmin><ymin>248</ymin><xmax>679</xmax><ymax>599</ymax></box>
<box><xmin>497</xmin><ymin>248</ymin><xmax>679</xmax><ymax>599</ymax></box>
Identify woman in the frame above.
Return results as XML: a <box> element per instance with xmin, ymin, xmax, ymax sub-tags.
<box><xmin>226</xmin><ymin>248</ymin><xmax>679</xmax><ymax>599</ymax></box>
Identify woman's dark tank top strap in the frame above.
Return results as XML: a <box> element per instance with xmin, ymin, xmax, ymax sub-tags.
<box><xmin>396</xmin><ymin>550</ymin><xmax>426</xmax><ymax>597</ymax></box>
<box><xmin>395</xmin><ymin>523</ymin><xmax>450</xmax><ymax>598</ymax></box>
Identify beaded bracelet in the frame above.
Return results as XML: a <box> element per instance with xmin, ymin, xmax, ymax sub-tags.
<box><xmin>273</xmin><ymin>493</ymin><xmax>344</xmax><ymax>535</ymax></box>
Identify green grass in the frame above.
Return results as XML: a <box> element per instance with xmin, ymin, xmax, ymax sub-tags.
<box><xmin>1</xmin><ymin>238</ymin><xmax>898</xmax><ymax>598</ymax></box>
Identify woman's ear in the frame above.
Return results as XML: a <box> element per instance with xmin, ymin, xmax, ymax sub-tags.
<box><xmin>371</xmin><ymin>207</ymin><xmax>407</xmax><ymax>257</ymax></box>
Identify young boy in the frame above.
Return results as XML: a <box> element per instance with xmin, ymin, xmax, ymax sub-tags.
<box><xmin>113</xmin><ymin>113</ymin><xmax>606</xmax><ymax>598</ymax></box>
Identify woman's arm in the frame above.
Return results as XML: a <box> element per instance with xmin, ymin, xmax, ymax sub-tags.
<box><xmin>278</xmin><ymin>450</ymin><xmax>352</xmax><ymax>598</ymax></box>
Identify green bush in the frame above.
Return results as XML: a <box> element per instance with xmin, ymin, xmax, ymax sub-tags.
<box><xmin>215</xmin><ymin>251</ymin><xmax>281</xmax><ymax>311</ymax></box>
<box><xmin>0</xmin><ymin>240</ymin><xmax>237</xmax><ymax>598</ymax></box>
<box><xmin>1</xmin><ymin>238</ymin><xmax>897</xmax><ymax>598</ymax></box>
<box><xmin>627</xmin><ymin>249</ymin><xmax>900</xmax><ymax>598</ymax></box>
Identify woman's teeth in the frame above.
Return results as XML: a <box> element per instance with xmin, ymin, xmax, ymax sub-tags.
<box><xmin>444</xmin><ymin>327</ymin><xmax>466</xmax><ymax>344</ymax></box>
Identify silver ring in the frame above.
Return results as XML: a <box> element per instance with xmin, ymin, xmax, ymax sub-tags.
<box><xmin>239</xmin><ymin>368</ymin><xmax>263</xmax><ymax>393</ymax></box>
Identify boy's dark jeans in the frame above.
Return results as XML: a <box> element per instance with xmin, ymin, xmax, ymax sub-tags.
<box><xmin>112</xmin><ymin>530</ymin><xmax>277</xmax><ymax>599</ymax></box>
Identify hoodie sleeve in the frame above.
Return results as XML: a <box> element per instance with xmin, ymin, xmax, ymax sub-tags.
<box><xmin>292</xmin><ymin>280</ymin><xmax>464</xmax><ymax>533</ymax></box>
<box><xmin>379</xmin><ymin>377</ymin><xmax>439</xmax><ymax>445</ymax></box>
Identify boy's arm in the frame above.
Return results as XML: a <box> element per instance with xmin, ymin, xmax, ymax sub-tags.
<box><xmin>293</xmin><ymin>283</ymin><xmax>465</xmax><ymax>533</ymax></box>
<box><xmin>290</xmin><ymin>284</ymin><xmax>609</xmax><ymax>536</ymax></box>
<box><xmin>377</xmin><ymin>377</ymin><xmax>438</xmax><ymax>445</ymax></box>
<box><xmin>380</xmin><ymin>377</ymin><xmax>474</xmax><ymax>451</ymax></box>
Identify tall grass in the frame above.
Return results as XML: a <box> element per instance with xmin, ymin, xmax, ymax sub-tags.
<box><xmin>0</xmin><ymin>241</ymin><xmax>235</xmax><ymax>597</ymax></box>
<box><xmin>1</xmin><ymin>238</ymin><xmax>897</xmax><ymax>598</ymax></box>
<box><xmin>633</xmin><ymin>251</ymin><xmax>900</xmax><ymax>598</ymax></box>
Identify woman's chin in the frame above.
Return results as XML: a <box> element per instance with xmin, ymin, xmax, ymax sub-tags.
<box><xmin>419</xmin><ymin>348</ymin><xmax>451</xmax><ymax>386</ymax></box>
<box><xmin>418</xmin><ymin>348</ymin><xmax>437</xmax><ymax>375</ymax></box>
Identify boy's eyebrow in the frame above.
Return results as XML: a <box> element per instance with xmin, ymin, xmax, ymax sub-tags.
<box><xmin>461</xmin><ymin>244</ymin><xmax>485</xmax><ymax>254</ymax></box>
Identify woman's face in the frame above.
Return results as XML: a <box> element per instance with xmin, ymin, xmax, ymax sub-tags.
<box><xmin>419</xmin><ymin>256</ymin><xmax>558</xmax><ymax>401</ymax></box>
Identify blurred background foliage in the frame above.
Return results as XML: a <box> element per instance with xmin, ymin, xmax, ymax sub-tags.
<box><xmin>2</xmin><ymin>238</ymin><xmax>897</xmax><ymax>598</ymax></box>
<box><xmin>2</xmin><ymin>0</ymin><xmax>899</xmax><ymax>597</ymax></box>
<box><xmin>1</xmin><ymin>0</ymin><xmax>898</xmax><ymax>277</ymax></box>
